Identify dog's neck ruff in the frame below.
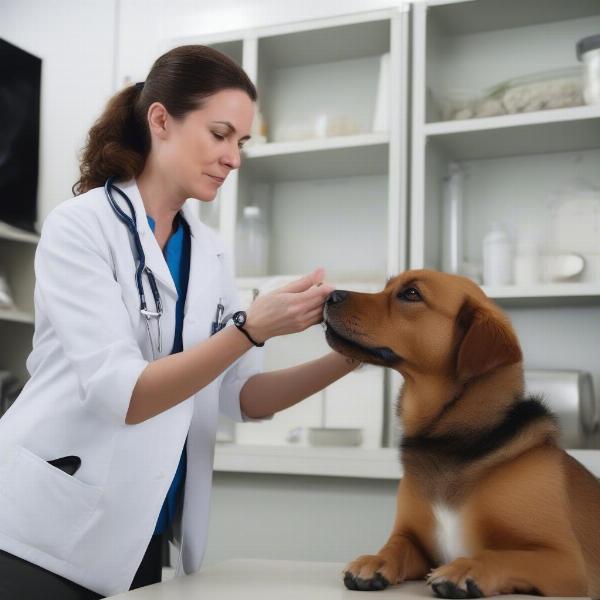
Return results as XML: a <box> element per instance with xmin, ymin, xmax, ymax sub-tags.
<box><xmin>400</xmin><ymin>396</ymin><xmax>556</xmax><ymax>464</ymax></box>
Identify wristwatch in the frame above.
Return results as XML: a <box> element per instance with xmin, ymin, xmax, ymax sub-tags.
<box><xmin>232</xmin><ymin>311</ymin><xmax>264</xmax><ymax>347</ymax></box>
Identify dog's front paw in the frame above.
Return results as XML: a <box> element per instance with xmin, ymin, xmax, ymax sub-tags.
<box><xmin>343</xmin><ymin>554</ymin><xmax>399</xmax><ymax>592</ymax></box>
<box><xmin>427</xmin><ymin>559</ymin><xmax>489</xmax><ymax>598</ymax></box>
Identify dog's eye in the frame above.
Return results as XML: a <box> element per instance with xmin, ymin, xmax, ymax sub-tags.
<box><xmin>398</xmin><ymin>287</ymin><xmax>422</xmax><ymax>302</ymax></box>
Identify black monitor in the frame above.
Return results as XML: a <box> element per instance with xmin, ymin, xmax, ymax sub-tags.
<box><xmin>0</xmin><ymin>38</ymin><xmax>41</xmax><ymax>232</ymax></box>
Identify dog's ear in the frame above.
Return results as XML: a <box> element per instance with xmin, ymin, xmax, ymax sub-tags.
<box><xmin>455</xmin><ymin>298</ymin><xmax>522</xmax><ymax>382</ymax></box>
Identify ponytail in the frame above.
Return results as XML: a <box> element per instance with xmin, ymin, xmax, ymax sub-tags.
<box><xmin>72</xmin><ymin>83</ymin><xmax>148</xmax><ymax>195</ymax></box>
<box><xmin>73</xmin><ymin>45</ymin><xmax>257</xmax><ymax>196</ymax></box>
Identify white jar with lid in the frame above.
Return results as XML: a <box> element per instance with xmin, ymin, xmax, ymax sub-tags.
<box><xmin>577</xmin><ymin>34</ymin><xmax>600</xmax><ymax>105</ymax></box>
<box><xmin>482</xmin><ymin>223</ymin><xmax>513</xmax><ymax>286</ymax></box>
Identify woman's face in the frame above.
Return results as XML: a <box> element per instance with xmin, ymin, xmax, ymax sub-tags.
<box><xmin>155</xmin><ymin>88</ymin><xmax>255</xmax><ymax>202</ymax></box>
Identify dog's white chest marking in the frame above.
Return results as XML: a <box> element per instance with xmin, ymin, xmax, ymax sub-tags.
<box><xmin>432</xmin><ymin>504</ymin><xmax>468</xmax><ymax>564</ymax></box>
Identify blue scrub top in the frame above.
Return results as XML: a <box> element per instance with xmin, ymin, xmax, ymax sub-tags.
<box><xmin>147</xmin><ymin>213</ymin><xmax>190</xmax><ymax>536</ymax></box>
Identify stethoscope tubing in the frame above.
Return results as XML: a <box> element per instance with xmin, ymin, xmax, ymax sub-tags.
<box><xmin>104</xmin><ymin>177</ymin><xmax>163</xmax><ymax>355</ymax></box>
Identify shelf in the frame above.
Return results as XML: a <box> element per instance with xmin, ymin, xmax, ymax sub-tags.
<box><xmin>243</xmin><ymin>133</ymin><xmax>389</xmax><ymax>181</ymax></box>
<box><xmin>214</xmin><ymin>443</ymin><xmax>600</xmax><ymax>480</ymax></box>
<box><xmin>259</xmin><ymin>18</ymin><xmax>390</xmax><ymax>69</ymax></box>
<box><xmin>483</xmin><ymin>282</ymin><xmax>600</xmax><ymax>306</ymax></box>
<box><xmin>424</xmin><ymin>105</ymin><xmax>600</xmax><ymax>160</ymax></box>
<box><xmin>428</xmin><ymin>0</ymin><xmax>600</xmax><ymax>36</ymax></box>
<box><xmin>214</xmin><ymin>444</ymin><xmax>401</xmax><ymax>479</ymax></box>
<box><xmin>0</xmin><ymin>307</ymin><xmax>35</xmax><ymax>325</ymax></box>
<box><xmin>0</xmin><ymin>221</ymin><xmax>39</xmax><ymax>244</ymax></box>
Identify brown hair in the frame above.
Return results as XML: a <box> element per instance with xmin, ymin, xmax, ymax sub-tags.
<box><xmin>72</xmin><ymin>45</ymin><xmax>257</xmax><ymax>195</ymax></box>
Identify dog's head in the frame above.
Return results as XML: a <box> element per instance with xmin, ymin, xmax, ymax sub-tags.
<box><xmin>324</xmin><ymin>269</ymin><xmax>522</xmax><ymax>384</ymax></box>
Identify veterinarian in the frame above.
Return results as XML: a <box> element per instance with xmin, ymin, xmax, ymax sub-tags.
<box><xmin>0</xmin><ymin>45</ymin><xmax>360</xmax><ymax>600</ymax></box>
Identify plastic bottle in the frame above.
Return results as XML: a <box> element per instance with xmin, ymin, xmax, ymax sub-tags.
<box><xmin>576</xmin><ymin>34</ymin><xmax>600</xmax><ymax>105</ymax></box>
<box><xmin>482</xmin><ymin>223</ymin><xmax>513</xmax><ymax>286</ymax></box>
<box><xmin>236</xmin><ymin>205</ymin><xmax>269</xmax><ymax>276</ymax></box>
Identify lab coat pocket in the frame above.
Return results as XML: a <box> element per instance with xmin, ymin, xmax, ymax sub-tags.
<box><xmin>0</xmin><ymin>445</ymin><xmax>102</xmax><ymax>561</ymax></box>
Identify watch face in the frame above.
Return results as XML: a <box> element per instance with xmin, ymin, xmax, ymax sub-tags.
<box><xmin>233</xmin><ymin>311</ymin><xmax>246</xmax><ymax>327</ymax></box>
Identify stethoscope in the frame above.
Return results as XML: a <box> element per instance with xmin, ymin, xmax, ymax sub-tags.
<box><xmin>104</xmin><ymin>177</ymin><xmax>231</xmax><ymax>357</ymax></box>
<box><xmin>104</xmin><ymin>177</ymin><xmax>163</xmax><ymax>357</ymax></box>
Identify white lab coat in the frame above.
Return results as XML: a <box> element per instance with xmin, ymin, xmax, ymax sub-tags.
<box><xmin>0</xmin><ymin>179</ymin><xmax>263</xmax><ymax>597</ymax></box>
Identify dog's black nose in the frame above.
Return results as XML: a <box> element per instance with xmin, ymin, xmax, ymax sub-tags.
<box><xmin>327</xmin><ymin>290</ymin><xmax>348</xmax><ymax>305</ymax></box>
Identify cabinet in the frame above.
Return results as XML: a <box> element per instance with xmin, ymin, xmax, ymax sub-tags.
<box><xmin>0</xmin><ymin>222</ymin><xmax>38</xmax><ymax>412</ymax></box>
<box><xmin>411</xmin><ymin>0</ymin><xmax>600</xmax><ymax>304</ymax></box>
<box><xmin>166</xmin><ymin>6</ymin><xmax>410</xmax><ymax>451</ymax></box>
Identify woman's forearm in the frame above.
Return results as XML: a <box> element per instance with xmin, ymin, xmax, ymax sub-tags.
<box><xmin>126</xmin><ymin>325</ymin><xmax>253</xmax><ymax>424</ymax></box>
<box><xmin>239</xmin><ymin>351</ymin><xmax>360</xmax><ymax>419</ymax></box>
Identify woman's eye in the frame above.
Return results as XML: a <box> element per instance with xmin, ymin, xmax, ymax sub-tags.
<box><xmin>398</xmin><ymin>287</ymin><xmax>422</xmax><ymax>302</ymax></box>
<box><xmin>212</xmin><ymin>132</ymin><xmax>225</xmax><ymax>140</ymax></box>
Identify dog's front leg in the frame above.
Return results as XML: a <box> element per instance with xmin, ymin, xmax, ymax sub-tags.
<box><xmin>427</xmin><ymin>549</ymin><xmax>588</xmax><ymax>598</ymax></box>
<box><xmin>344</xmin><ymin>478</ymin><xmax>433</xmax><ymax>591</ymax></box>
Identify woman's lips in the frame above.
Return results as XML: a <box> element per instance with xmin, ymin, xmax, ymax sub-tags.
<box><xmin>207</xmin><ymin>174</ymin><xmax>225</xmax><ymax>184</ymax></box>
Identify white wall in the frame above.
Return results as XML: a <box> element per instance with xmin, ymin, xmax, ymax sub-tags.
<box><xmin>158</xmin><ymin>0</ymin><xmax>405</xmax><ymax>40</ymax></box>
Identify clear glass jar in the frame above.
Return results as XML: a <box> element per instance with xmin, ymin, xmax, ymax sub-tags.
<box><xmin>235</xmin><ymin>205</ymin><xmax>269</xmax><ymax>277</ymax></box>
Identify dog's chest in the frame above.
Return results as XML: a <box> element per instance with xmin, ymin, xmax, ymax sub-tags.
<box><xmin>432</xmin><ymin>503</ymin><xmax>468</xmax><ymax>564</ymax></box>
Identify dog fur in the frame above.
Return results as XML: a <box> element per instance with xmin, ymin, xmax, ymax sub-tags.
<box><xmin>324</xmin><ymin>269</ymin><xmax>600</xmax><ymax>598</ymax></box>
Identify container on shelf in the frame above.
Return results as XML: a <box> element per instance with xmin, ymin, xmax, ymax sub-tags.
<box><xmin>577</xmin><ymin>34</ymin><xmax>600</xmax><ymax>105</ymax></box>
<box><xmin>482</xmin><ymin>223</ymin><xmax>513</xmax><ymax>286</ymax></box>
<box><xmin>441</xmin><ymin>162</ymin><xmax>463</xmax><ymax>274</ymax></box>
<box><xmin>235</xmin><ymin>205</ymin><xmax>270</xmax><ymax>277</ymax></box>
<box><xmin>436</xmin><ymin>67</ymin><xmax>584</xmax><ymax>121</ymax></box>
<box><xmin>307</xmin><ymin>427</ymin><xmax>363</xmax><ymax>447</ymax></box>
<box><xmin>249</xmin><ymin>103</ymin><xmax>268</xmax><ymax>145</ymax></box>
<box><xmin>313</xmin><ymin>113</ymin><xmax>362</xmax><ymax>139</ymax></box>
<box><xmin>546</xmin><ymin>178</ymin><xmax>600</xmax><ymax>283</ymax></box>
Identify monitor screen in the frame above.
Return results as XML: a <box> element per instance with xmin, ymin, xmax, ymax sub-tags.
<box><xmin>0</xmin><ymin>39</ymin><xmax>41</xmax><ymax>232</ymax></box>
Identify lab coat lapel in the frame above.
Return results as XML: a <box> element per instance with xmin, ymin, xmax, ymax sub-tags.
<box><xmin>117</xmin><ymin>179</ymin><xmax>177</xmax><ymax>298</ymax></box>
<box><xmin>181</xmin><ymin>200</ymin><xmax>224</xmax><ymax>346</ymax></box>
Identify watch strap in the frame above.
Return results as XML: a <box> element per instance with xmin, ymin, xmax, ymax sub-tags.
<box><xmin>236</xmin><ymin>324</ymin><xmax>265</xmax><ymax>347</ymax></box>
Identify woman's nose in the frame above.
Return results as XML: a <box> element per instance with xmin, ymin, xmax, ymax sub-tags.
<box><xmin>222</xmin><ymin>144</ymin><xmax>241</xmax><ymax>170</ymax></box>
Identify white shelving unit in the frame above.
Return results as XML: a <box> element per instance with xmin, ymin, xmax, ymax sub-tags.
<box><xmin>0</xmin><ymin>222</ymin><xmax>38</xmax><ymax>387</ymax></box>
<box><xmin>411</xmin><ymin>0</ymin><xmax>600</xmax><ymax>306</ymax></box>
<box><xmin>169</xmin><ymin>7</ymin><xmax>409</xmax><ymax>283</ymax></box>
<box><xmin>167</xmin><ymin>7</ymin><xmax>410</xmax><ymax>454</ymax></box>
<box><xmin>405</xmin><ymin>0</ymin><xmax>600</xmax><ymax>478</ymax></box>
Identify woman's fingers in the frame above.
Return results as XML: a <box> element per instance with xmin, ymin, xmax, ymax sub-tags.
<box><xmin>277</xmin><ymin>268</ymin><xmax>325</xmax><ymax>294</ymax></box>
<box><xmin>303</xmin><ymin>307</ymin><xmax>326</xmax><ymax>328</ymax></box>
<box><xmin>296</xmin><ymin>282</ymin><xmax>334</xmax><ymax>305</ymax></box>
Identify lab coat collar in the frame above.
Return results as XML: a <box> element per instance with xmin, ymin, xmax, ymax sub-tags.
<box><xmin>114</xmin><ymin>179</ymin><xmax>223</xmax><ymax>297</ymax></box>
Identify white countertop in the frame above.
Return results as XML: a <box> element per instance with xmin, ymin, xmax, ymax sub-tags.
<box><xmin>213</xmin><ymin>444</ymin><xmax>600</xmax><ymax>480</ymax></box>
<box><xmin>108</xmin><ymin>559</ymin><xmax>586</xmax><ymax>599</ymax></box>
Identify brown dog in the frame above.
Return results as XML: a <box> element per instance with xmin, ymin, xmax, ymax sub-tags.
<box><xmin>324</xmin><ymin>269</ymin><xmax>600</xmax><ymax>598</ymax></box>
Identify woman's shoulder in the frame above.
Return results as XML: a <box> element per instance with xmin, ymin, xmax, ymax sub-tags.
<box><xmin>40</xmin><ymin>185</ymin><xmax>113</xmax><ymax>245</ymax></box>
<box><xmin>46</xmin><ymin>185</ymin><xmax>109</xmax><ymax>220</ymax></box>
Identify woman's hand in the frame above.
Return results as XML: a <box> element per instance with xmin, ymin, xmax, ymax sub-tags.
<box><xmin>244</xmin><ymin>268</ymin><xmax>334</xmax><ymax>344</ymax></box>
